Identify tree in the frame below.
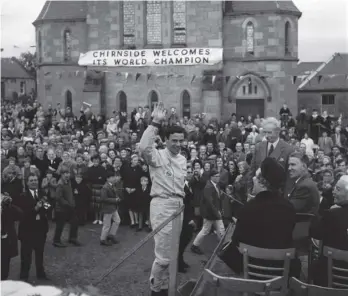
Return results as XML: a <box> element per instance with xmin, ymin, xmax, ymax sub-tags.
<box><xmin>18</xmin><ymin>51</ymin><xmax>37</xmax><ymax>78</ymax></box>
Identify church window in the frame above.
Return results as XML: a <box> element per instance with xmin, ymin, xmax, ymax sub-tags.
<box><xmin>63</xmin><ymin>29</ymin><xmax>72</xmax><ymax>62</ymax></box>
<box><xmin>182</xmin><ymin>90</ymin><xmax>191</xmax><ymax>118</ymax></box>
<box><xmin>242</xmin><ymin>86</ymin><xmax>246</xmax><ymax>95</ymax></box>
<box><xmin>146</xmin><ymin>1</ymin><xmax>162</xmax><ymax>45</ymax></box>
<box><xmin>285</xmin><ymin>21</ymin><xmax>291</xmax><ymax>55</ymax></box>
<box><xmin>246</xmin><ymin>22</ymin><xmax>254</xmax><ymax>55</ymax></box>
<box><xmin>248</xmin><ymin>78</ymin><xmax>252</xmax><ymax>94</ymax></box>
<box><xmin>123</xmin><ymin>1</ymin><xmax>136</xmax><ymax>46</ymax></box>
<box><xmin>118</xmin><ymin>91</ymin><xmax>127</xmax><ymax>112</ymax></box>
<box><xmin>172</xmin><ymin>0</ymin><xmax>186</xmax><ymax>45</ymax></box>
<box><xmin>38</xmin><ymin>31</ymin><xmax>42</xmax><ymax>63</ymax></box>
<box><xmin>149</xmin><ymin>90</ymin><xmax>159</xmax><ymax>111</ymax></box>
<box><xmin>254</xmin><ymin>85</ymin><xmax>258</xmax><ymax>94</ymax></box>
<box><xmin>65</xmin><ymin>90</ymin><xmax>72</xmax><ymax>109</ymax></box>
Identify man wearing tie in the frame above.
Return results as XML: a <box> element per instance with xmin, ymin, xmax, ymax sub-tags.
<box><xmin>251</xmin><ymin>117</ymin><xmax>294</xmax><ymax>176</ymax></box>
<box><xmin>14</xmin><ymin>173</ymin><xmax>49</xmax><ymax>281</ymax></box>
<box><xmin>191</xmin><ymin>169</ymin><xmax>225</xmax><ymax>255</ymax></box>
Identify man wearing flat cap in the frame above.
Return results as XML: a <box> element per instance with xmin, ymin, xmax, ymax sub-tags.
<box><xmin>191</xmin><ymin>169</ymin><xmax>225</xmax><ymax>255</ymax></box>
<box><xmin>220</xmin><ymin>157</ymin><xmax>299</xmax><ymax>275</ymax></box>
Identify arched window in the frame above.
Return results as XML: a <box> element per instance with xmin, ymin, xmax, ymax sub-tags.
<box><xmin>63</xmin><ymin>29</ymin><xmax>72</xmax><ymax>62</ymax></box>
<box><xmin>146</xmin><ymin>1</ymin><xmax>162</xmax><ymax>45</ymax></box>
<box><xmin>285</xmin><ymin>21</ymin><xmax>291</xmax><ymax>55</ymax></box>
<box><xmin>65</xmin><ymin>90</ymin><xmax>72</xmax><ymax>109</ymax></box>
<box><xmin>118</xmin><ymin>91</ymin><xmax>127</xmax><ymax>112</ymax></box>
<box><xmin>248</xmin><ymin>78</ymin><xmax>252</xmax><ymax>94</ymax></box>
<box><xmin>246</xmin><ymin>22</ymin><xmax>254</xmax><ymax>55</ymax></box>
<box><xmin>182</xmin><ymin>90</ymin><xmax>191</xmax><ymax>118</ymax></box>
<box><xmin>38</xmin><ymin>31</ymin><xmax>42</xmax><ymax>63</ymax></box>
<box><xmin>149</xmin><ymin>90</ymin><xmax>159</xmax><ymax>111</ymax></box>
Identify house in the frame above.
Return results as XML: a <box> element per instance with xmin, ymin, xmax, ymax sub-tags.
<box><xmin>298</xmin><ymin>53</ymin><xmax>348</xmax><ymax>116</ymax></box>
<box><xmin>1</xmin><ymin>58</ymin><xmax>36</xmax><ymax>101</ymax></box>
<box><xmin>33</xmin><ymin>1</ymin><xmax>301</xmax><ymax>120</ymax></box>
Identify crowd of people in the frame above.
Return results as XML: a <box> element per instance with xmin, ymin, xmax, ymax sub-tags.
<box><xmin>1</xmin><ymin>99</ymin><xmax>348</xmax><ymax>295</ymax></box>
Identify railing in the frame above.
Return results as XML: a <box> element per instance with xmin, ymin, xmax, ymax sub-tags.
<box><xmin>93</xmin><ymin>205</ymin><xmax>185</xmax><ymax>296</ymax></box>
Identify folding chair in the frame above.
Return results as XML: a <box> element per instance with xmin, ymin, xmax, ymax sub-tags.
<box><xmin>290</xmin><ymin>277</ymin><xmax>348</xmax><ymax>296</ymax></box>
<box><xmin>323</xmin><ymin>246</ymin><xmax>348</xmax><ymax>289</ymax></box>
<box><xmin>240</xmin><ymin>243</ymin><xmax>296</xmax><ymax>295</ymax></box>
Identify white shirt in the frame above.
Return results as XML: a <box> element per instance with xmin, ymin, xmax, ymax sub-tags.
<box><xmin>29</xmin><ymin>189</ymin><xmax>38</xmax><ymax>200</ymax></box>
<box><xmin>210</xmin><ymin>180</ymin><xmax>220</xmax><ymax>196</ymax></box>
<box><xmin>268</xmin><ymin>138</ymin><xmax>280</xmax><ymax>152</ymax></box>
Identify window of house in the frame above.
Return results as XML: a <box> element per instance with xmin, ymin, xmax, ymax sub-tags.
<box><xmin>146</xmin><ymin>1</ymin><xmax>162</xmax><ymax>45</ymax></box>
<box><xmin>63</xmin><ymin>29</ymin><xmax>72</xmax><ymax>62</ymax></box>
<box><xmin>118</xmin><ymin>91</ymin><xmax>127</xmax><ymax>112</ymax></box>
<box><xmin>246</xmin><ymin>22</ymin><xmax>254</xmax><ymax>55</ymax></box>
<box><xmin>173</xmin><ymin>0</ymin><xmax>186</xmax><ymax>45</ymax></box>
<box><xmin>20</xmin><ymin>81</ymin><xmax>26</xmax><ymax>94</ymax></box>
<box><xmin>123</xmin><ymin>1</ymin><xmax>136</xmax><ymax>46</ymax></box>
<box><xmin>182</xmin><ymin>90</ymin><xmax>191</xmax><ymax>118</ymax></box>
<box><xmin>149</xmin><ymin>90</ymin><xmax>159</xmax><ymax>111</ymax></box>
<box><xmin>285</xmin><ymin>21</ymin><xmax>291</xmax><ymax>55</ymax></box>
<box><xmin>38</xmin><ymin>31</ymin><xmax>42</xmax><ymax>63</ymax></box>
<box><xmin>322</xmin><ymin>94</ymin><xmax>335</xmax><ymax>105</ymax></box>
<box><xmin>66</xmin><ymin>90</ymin><xmax>72</xmax><ymax>109</ymax></box>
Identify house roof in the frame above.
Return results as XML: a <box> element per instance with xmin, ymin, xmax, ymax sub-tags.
<box><xmin>298</xmin><ymin>53</ymin><xmax>348</xmax><ymax>91</ymax></box>
<box><xmin>225</xmin><ymin>1</ymin><xmax>301</xmax><ymax>16</ymax></box>
<box><xmin>296</xmin><ymin>62</ymin><xmax>323</xmax><ymax>76</ymax></box>
<box><xmin>33</xmin><ymin>1</ymin><xmax>87</xmax><ymax>25</ymax></box>
<box><xmin>1</xmin><ymin>58</ymin><xmax>34</xmax><ymax>79</ymax></box>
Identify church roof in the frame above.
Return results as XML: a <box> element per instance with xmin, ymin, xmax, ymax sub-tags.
<box><xmin>298</xmin><ymin>53</ymin><xmax>348</xmax><ymax>91</ymax></box>
<box><xmin>33</xmin><ymin>1</ymin><xmax>87</xmax><ymax>25</ymax></box>
<box><xmin>225</xmin><ymin>1</ymin><xmax>301</xmax><ymax>16</ymax></box>
<box><xmin>1</xmin><ymin>58</ymin><xmax>34</xmax><ymax>79</ymax></box>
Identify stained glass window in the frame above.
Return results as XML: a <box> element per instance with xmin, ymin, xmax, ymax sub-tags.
<box><xmin>63</xmin><ymin>29</ymin><xmax>72</xmax><ymax>62</ymax></box>
<box><xmin>246</xmin><ymin>22</ymin><xmax>254</xmax><ymax>54</ymax></box>
<box><xmin>146</xmin><ymin>1</ymin><xmax>162</xmax><ymax>44</ymax></box>
<box><xmin>123</xmin><ymin>2</ymin><xmax>135</xmax><ymax>46</ymax></box>
<box><xmin>173</xmin><ymin>0</ymin><xmax>186</xmax><ymax>44</ymax></box>
<box><xmin>285</xmin><ymin>22</ymin><xmax>290</xmax><ymax>55</ymax></box>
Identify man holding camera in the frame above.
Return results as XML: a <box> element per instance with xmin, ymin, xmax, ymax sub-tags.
<box><xmin>15</xmin><ymin>173</ymin><xmax>50</xmax><ymax>281</ymax></box>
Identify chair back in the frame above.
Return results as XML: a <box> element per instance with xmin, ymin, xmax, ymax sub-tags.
<box><xmin>202</xmin><ymin>269</ymin><xmax>283</xmax><ymax>296</ymax></box>
<box><xmin>240</xmin><ymin>243</ymin><xmax>295</xmax><ymax>295</ymax></box>
<box><xmin>290</xmin><ymin>277</ymin><xmax>348</xmax><ymax>296</ymax></box>
<box><xmin>323</xmin><ymin>246</ymin><xmax>348</xmax><ymax>289</ymax></box>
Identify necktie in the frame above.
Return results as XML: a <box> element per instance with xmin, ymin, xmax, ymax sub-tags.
<box><xmin>34</xmin><ymin>190</ymin><xmax>38</xmax><ymax>201</ymax></box>
<box><xmin>268</xmin><ymin>144</ymin><xmax>274</xmax><ymax>156</ymax></box>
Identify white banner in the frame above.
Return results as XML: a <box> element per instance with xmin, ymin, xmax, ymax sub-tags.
<box><xmin>78</xmin><ymin>48</ymin><xmax>223</xmax><ymax>67</ymax></box>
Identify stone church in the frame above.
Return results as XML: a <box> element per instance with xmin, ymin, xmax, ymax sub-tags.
<box><xmin>34</xmin><ymin>1</ymin><xmax>301</xmax><ymax>120</ymax></box>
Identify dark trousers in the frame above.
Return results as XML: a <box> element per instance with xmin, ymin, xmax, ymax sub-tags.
<box><xmin>178</xmin><ymin>222</ymin><xmax>194</xmax><ymax>263</ymax></box>
<box><xmin>1</xmin><ymin>243</ymin><xmax>11</xmax><ymax>280</ymax></box>
<box><xmin>76</xmin><ymin>207</ymin><xmax>87</xmax><ymax>225</ymax></box>
<box><xmin>20</xmin><ymin>236</ymin><xmax>46</xmax><ymax>279</ymax></box>
<box><xmin>53</xmin><ymin>210</ymin><xmax>78</xmax><ymax>243</ymax></box>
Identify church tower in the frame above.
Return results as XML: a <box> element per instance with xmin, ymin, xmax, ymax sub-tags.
<box><xmin>222</xmin><ymin>1</ymin><xmax>301</xmax><ymax>118</ymax></box>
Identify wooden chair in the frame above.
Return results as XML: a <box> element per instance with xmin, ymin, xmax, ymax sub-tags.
<box><xmin>240</xmin><ymin>243</ymin><xmax>296</xmax><ymax>295</ymax></box>
<box><xmin>323</xmin><ymin>246</ymin><xmax>348</xmax><ymax>289</ymax></box>
<box><xmin>290</xmin><ymin>277</ymin><xmax>348</xmax><ymax>296</ymax></box>
<box><xmin>201</xmin><ymin>268</ymin><xmax>283</xmax><ymax>296</ymax></box>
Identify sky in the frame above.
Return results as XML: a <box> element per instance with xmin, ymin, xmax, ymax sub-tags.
<box><xmin>1</xmin><ymin>0</ymin><xmax>347</xmax><ymax>62</ymax></box>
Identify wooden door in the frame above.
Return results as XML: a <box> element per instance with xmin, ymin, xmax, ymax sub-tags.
<box><xmin>236</xmin><ymin>99</ymin><xmax>264</xmax><ymax>118</ymax></box>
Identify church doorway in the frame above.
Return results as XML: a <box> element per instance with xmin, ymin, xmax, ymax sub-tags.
<box><xmin>65</xmin><ymin>90</ymin><xmax>72</xmax><ymax>109</ymax></box>
<box><xmin>236</xmin><ymin>99</ymin><xmax>264</xmax><ymax>118</ymax></box>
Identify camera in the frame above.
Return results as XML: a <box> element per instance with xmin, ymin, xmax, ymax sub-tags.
<box><xmin>42</xmin><ymin>201</ymin><xmax>51</xmax><ymax>210</ymax></box>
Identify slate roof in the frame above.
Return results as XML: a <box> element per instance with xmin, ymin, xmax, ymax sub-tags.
<box><xmin>296</xmin><ymin>62</ymin><xmax>323</xmax><ymax>76</ymax></box>
<box><xmin>299</xmin><ymin>53</ymin><xmax>348</xmax><ymax>91</ymax></box>
<box><xmin>225</xmin><ymin>1</ymin><xmax>301</xmax><ymax>16</ymax></box>
<box><xmin>33</xmin><ymin>1</ymin><xmax>87</xmax><ymax>25</ymax></box>
<box><xmin>1</xmin><ymin>58</ymin><xmax>34</xmax><ymax>79</ymax></box>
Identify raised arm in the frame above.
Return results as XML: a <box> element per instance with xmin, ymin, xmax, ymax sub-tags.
<box><xmin>139</xmin><ymin>102</ymin><xmax>166</xmax><ymax>168</ymax></box>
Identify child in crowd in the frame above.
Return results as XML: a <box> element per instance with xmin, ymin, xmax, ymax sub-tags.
<box><xmin>135</xmin><ymin>176</ymin><xmax>151</xmax><ymax>232</ymax></box>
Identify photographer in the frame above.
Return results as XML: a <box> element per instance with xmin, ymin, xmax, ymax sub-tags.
<box><xmin>1</xmin><ymin>193</ymin><xmax>22</xmax><ymax>280</ymax></box>
<box><xmin>14</xmin><ymin>173</ymin><xmax>50</xmax><ymax>281</ymax></box>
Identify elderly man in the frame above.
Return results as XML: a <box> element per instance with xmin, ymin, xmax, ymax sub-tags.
<box><xmin>139</xmin><ymin>102</ymin><xmax>187</xmax><ymax>296</ymax></box>
<box><xmin>284</xmin><ymin>152</ymin><xmax>320</xmax><ymax>214</ymax></box>
<box><xmin>251</xmin><ymin>117</ymin><xmax>294</xmax><ymax>176</ymax></box>
<box><xmin>310</xmin><ymin>175</ymin><xmax>348</xmax><ymax>286</ymax></box>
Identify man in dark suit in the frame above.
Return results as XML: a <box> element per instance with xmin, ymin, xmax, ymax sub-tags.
<box><xmin>284</xmin><ymin>152</ymin><xmax>320</xmax><ymax>214</ymax></box>
<box><xmin>251</xmin><ymin>117</ymin><xmax>294</xmax><ymax>176</ymax></box>
<box><xmin>310</xmin><ymin>175</ymin><xmax>348</xmax><ymax>286</ymax></box>
<box><xmin>14</xmin><ymin>173</ymin><xmax>50</xmax><ymax>281</ymax></box>
<box><xmin>178</xmin><ymin>167</ymin><xmax>195</xmax><ymax>273</ymax></box>
<box><xmin>191</xmin><ymin>169</ymin><xmax>225</xmax><ymax>255</ymax></box>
